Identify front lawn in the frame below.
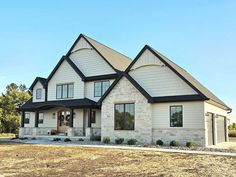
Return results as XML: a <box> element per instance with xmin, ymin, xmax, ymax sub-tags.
<box><xmin>0</xmin><ymin>142</ymin><xmax>235</xmax><ymax>176</ymax></box>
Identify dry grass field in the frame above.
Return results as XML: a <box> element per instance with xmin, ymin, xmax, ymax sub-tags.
<box><xmin>0</xmin><ymin>142</ymin><xmax>235</xmax><ymax>177</ymax></box>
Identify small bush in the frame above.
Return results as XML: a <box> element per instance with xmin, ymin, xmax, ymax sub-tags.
<box><xmin>115</xmin><ymin>138</ymin><xmax>124</xmax><ymax>144</ymax></box>
<box><xmin>90</xmin><ymin>136</ymin><xmax>101</xmax><ymax>141</ymax></box>
<box><xmin>103</xmin><ymin>137</ymin><xmax>110</xmax><ymax>144</ymax></box>
<box><xmin>53</xmin><ymin>138</ymin><xmax>61</xmax><ymax>141</ymax></box>
<box><xmin>78</xmin><ymin>138</ymin><xmax>84</xmax><ymax>141</ymax></box>
<box><xmin>31</xmin><ymin>137</ymin><xmax>36</xmax><ymax>140</ymax></box>
<box><xmin>156</xmin><ymin>140</ymin><xmax>164</xmax><ymax>146</ymax></box>
<box><xmin>64</xmin><ymin>138</ymin><xmax>71</xmax><ymax>142</ymax></box>
<box><xmin>170</xmin><ymin>140</ymin><xmax>179</xmax><ymax>146</ymax></box>
<box><xmin>186</xmin><ymin>142</ymin><xmax>195</xmax><ymax>148</ymax></box>
<box><xmin>127</xmin><ymin>138</ymin><xmax>137</xmax><ymax>145</ymax></box>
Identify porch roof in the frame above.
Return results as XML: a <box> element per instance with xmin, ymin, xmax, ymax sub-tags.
<box><xmin>20</xmin><ymin>98</ymin><xmax>100</xmax><ymax>111</ymax></box>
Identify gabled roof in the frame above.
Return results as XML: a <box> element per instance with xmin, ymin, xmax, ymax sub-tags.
<box><xmin>29</xmin><ymin>77</ymin><xmax>47</xmax><ymax>90</ymax></box>
<box><xmin>126</xmin><ymin>45</ymin><xmax>231</xmax><ymax>111</ymax></box>
<box><xmin>46</xmin><ymin>56</ymin><xmax>86</xmax><ymax>84</ymax></box>
<box><xmin>66</xmin><ymin>34</ymin><xmax>132</xmax><ymax>72</ymax></box>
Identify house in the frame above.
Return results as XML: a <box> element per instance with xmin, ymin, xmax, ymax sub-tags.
<box><xmin>19</xmin><ymin>34</ymin><xmax>231</xmax><ymax>147</ymax></box>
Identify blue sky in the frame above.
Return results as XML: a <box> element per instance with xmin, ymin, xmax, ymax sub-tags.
<box><xmin>0</xmin><ymin>1</ymin><xmax>235</xmax><ymax>122</ymax></box>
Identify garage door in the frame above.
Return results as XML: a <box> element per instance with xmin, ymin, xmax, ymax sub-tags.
<box><xmin>216</xmin><ymin>115</ymin><xmax>226</xmax><ymax>143</ymax></box>
<box><xmin>206</xmin><ymin>113</ymin><xmax>214</xmax><ymax>146</ymax></box>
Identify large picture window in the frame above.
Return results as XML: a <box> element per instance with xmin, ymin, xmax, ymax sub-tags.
<box><xmin>94</xmin><ymin>81</ymin><xmax>110</xmax><ymax>97</ymax></box>
<box><xmin>36</xmin><ymin>89</ymin><xmax>42</xmax><ymax>99</ymax></box>
<box><xmin>114</xmin><ymin>103</ymin><xmax>135</xmax><ymax>130</ymax></box>
<box><xmin>56</xmin><ymin>83</ymin><xmax>74</xmax><ymax>99</ymax></box>
<box><xmin>170</xmin><ymin>106</ymin><xmax>183</xmax><ymax>127</ymax></box>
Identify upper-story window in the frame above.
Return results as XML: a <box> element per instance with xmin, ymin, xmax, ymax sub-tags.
<box><xmin>94</xmin><ymin>81</ymin><xmax>110</xmax><ymax>97</ymax></box>
<box><xmin>56</xmin><ymin>83</ymin><xmax>74</xmax><ymax>99</ymax></box>
<box><xmin>170</xmin><ymin>106</ymin><xmax>183</xmax><ymax>127</ymax></box>
<box><xmin>36</xmin><ymin>89</ymin><xmax>42</xmax><ymax>99</ymax></box>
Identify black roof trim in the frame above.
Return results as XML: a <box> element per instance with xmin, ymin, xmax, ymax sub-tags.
<box><xmin>84</xmin><ymin>73</ymin><xmax>118</xmax><ymax>82</ymax></box>
<box><xmin>46</xmin><ymin>56</ymin><xmax>86</xmax><ymax>84</ymax></box>
<box><xmin>126</xmin><ymin>45</ymin><xmax>207</xmax><ymax>100</ymax></box>
<box><xmin>20</xmin><ymin>98</ymin><xmax>100</xmax><ymax>111</ymax></box>
<box><xmin>65</xmin><ymin>56</ymin><xmax>86</xmax><ymax>79</ymax></box>
<box><xmin>150</xmin><ymin>95</ymin><xmax>206</xmax><ymax>103</ymax></box>
<box><xmin>29</xmin><ymin>77</ymin><xmax>47</xmax><ymax>90</ymax></box>
<box><xmin>98</xmin><ymin>73</ymin><xmax>152</xmax><ymax>105</ymax></box>
<box><xmin>66</xmin><ymin>34</ymin><xmax>118</xmax><ymax>72</ymax></box>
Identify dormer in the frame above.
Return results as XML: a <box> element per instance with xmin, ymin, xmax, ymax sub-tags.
<box><xmin>29</xmin><ymin>77</ymin><xmax>47</xmax><ymax>102</ymax></box>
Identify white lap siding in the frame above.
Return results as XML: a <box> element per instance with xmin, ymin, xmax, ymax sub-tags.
<box><xmin>101</xmin><ymin>77</ymin><xmax>152</xmax><ymax>144</ymax></box>
<box><xmin>47</xmin><ymin>60</ymin><xmax>84</xmax><ymax>101</ymax></box>
<box><xmin>129</xmin><ymin>49</ymin><xmax>197</xmax><ymax>97</ymax></box>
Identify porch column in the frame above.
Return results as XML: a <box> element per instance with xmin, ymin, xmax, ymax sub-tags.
<box><xmin>35</xmin><ymin>110</ymin><xmax>39</xmax><ymax>127</ymax></box>
<box><xmin>88</xmin><ymin>108</ymin><xmax>92</xmax><ymax>128</ymax></box>
<box><xmin>69</xmin><ymin>108</ymin><xmax>74</xmax><ymax>127</ymax></box>
<box><xmin>21</xmin><ymin>111</ymin><xmax>25</xmax><ymax>128</ymax></box>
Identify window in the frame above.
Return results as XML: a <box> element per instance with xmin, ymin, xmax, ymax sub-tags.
<box><xmin>170</xmin><ymin>106</ymin><xmax>183</xmax><ymax>127</ymax></box>
<box><xmin>39</xmin><ymin>113</ymin><xmax>44</xmax><ymax>124</ymax></box>
<box><xmin>94</xmin><ymin>81</ymin><xmax>110</xmax><ymax>97</ymax></box>
<box><xmin>91</xmin><ymin>111</ymin><xmax>96</xmax><ymax>123</ymax></box>
<box><xmin>114</xmin><ymin>103</ymin><xmax>135</xmax><ymax>130</ymax></box>
<box><xmin>24</xmin><ymin>113</ymin><xmax>30</xmax><ymax>124</ymax></box>
<box><xmin>36</xmin><ymin>89</ymin><xmax>42</xmax><ymax>99</ymax></box>
<box><xmin>56</xmin><ymin>83</ymin><xmax>74</xmax><ymax>99</ymax></box>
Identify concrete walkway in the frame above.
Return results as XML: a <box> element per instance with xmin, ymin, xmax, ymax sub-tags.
<box><xmin>22</xmin><ymin>140</ymin><xmax>236</xmax><ymax>157</ymax></box>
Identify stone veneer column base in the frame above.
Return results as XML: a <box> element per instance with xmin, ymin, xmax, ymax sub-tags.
<box><xmin>32</xmin><ymin>128</ymin><xmax>38</xmax><ymax>136</ymax></box>
<box><xmin>19</xmin><ymin>128</ymin><xmax>24</xmax><ymax>138</ymax></box>
<box><xmin>67</xmin><ymin>128</ymin><xmax>75</xmax><ymax>137</ymax></box>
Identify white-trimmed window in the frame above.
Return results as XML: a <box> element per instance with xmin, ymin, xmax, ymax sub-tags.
<box><xmin>24</xmin><ymin>113</ymin><xmax>30</xmax><ymax>124</ymax></box>
<box><xmin>170</xmin><ymin>106</ymin><xmax>183</xmax><ymax>127</ymax></box>
<box><xmin>36</xmin><ymin>89</ymin><xmax>42</xmax><ymax>99</ymax></box>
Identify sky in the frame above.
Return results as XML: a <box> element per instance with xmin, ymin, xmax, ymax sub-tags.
<box><xmin>0</xmin><ymin>1</ymin><xmax>235</xmax><ymax>122</ymax></box>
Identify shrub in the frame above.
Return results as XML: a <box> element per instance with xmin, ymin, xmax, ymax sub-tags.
<box><xmin>186</xmin><ymin>142</ymin><xmax>195</xmax><ymax>148</ymax></box>
<box><xmin>53</xmin><ymin>138</ymin><xmax>61</xmax><ymax>141</ymax></box>
<box><xmin>156</xmin><ymin>140</ymin><xmax>164</xmax><ymax>146</ymax></box>
<box><xmin>170</xmin><ymin>140</ymin><xmax>179</xmax><ymax>146</ymax></box>
<box><xmin>115</xmin><ymin>138</ymin><xmax>124</xmax><ymax>144</ymax></box>
<box><xmin>31</xmin><ymin>137</ymin><xmax>36</xmax><ymax>140</ymax></box>
<box><xmin>64</xmin><ymin>138</ymin><xmax>71</xmax><ymax>142</ymax></box>
<box><xmin>90</xmin><ymin>136</ymin><xmax>101</xmax><ymax>141</ymax></box>
<box><xmin>103</xmin><ymin>137</ymin><xmax>110</xmax><ymax>144</ymax></box>
<box><xmin>127</xmin><ymin>139</ymin><xmax>137</xmax><ymax>145</ymax></box>
<box><xmin>78</xmin><ymin>138</ymin><xmax>84</xmax><ymax>141</ymax></box>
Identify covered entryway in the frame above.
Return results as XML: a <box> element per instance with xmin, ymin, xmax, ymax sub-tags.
<box><xmin>216</xmin><ymin>115</ymin><xmax>226</xmax><ymax>144</ymax></box>
<box><xmin>57</xmin><ymin>110</ymin><xmax>71</xmax><ymax>134</ymax></box>
<box><xmin>206</xmin><ymin>113</ymin><xmax>214</xmax><ymax>146</ymax></box>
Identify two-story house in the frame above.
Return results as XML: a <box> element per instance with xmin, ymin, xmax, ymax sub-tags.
<box><xmin>20</xmin><ymin>34</ymin><xmax>231</xmax><ymax>147</ymax></box>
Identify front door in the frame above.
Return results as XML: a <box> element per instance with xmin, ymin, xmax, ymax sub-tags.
<box><xmin>57</xmin><ymin>110</ymin><xmax>70</xmax><ymax>133</ymax></box>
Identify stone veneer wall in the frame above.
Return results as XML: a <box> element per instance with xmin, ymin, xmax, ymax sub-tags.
<box><xmin>152</xmin><ymin>129</ymin><xmax>206</xmax><ymax>146</ymax></box>
<box><xmin>101</xmin><ymin>77</ymin><xmax>152</xmax><ymax>144</ymax></box>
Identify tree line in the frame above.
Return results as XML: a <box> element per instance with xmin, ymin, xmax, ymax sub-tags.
<box><xmin>0</xmin><ymin>83</ymin><xmax>30</xmax><ymax>134</ymax></box>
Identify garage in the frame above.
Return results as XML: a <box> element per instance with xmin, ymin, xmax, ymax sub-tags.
<box><xmin>216</xmin><ymin>115</ymin><xmax>226</xmax><ymax>144</ymax></box>
<box><xmin>206</xmin><ymin>113</ymin><xmax>214</xmax><ymax>146</ymax></box>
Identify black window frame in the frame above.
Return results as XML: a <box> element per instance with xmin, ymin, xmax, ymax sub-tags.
<box><xmin>56</xmin><ymin>83</ymin><xmax>74</xmax><ymax>99</ymax></box>
<box><xmin>24</xmin><ymin>113</ymin><xmax>30</xmax><ymax>124</ymax></box>
<box><xmin>38</xmin><ymin>112</ymin><xmax>44</xmax><ymax>124</ymax></box>
<box><xmin>36</xmin><ymin>88</ymin><xmax>42</xmax><ymax>99</ymax></box>
<box><xmin>170</xmin><ymin>105</ymin><xmax>183</xmax><ymax>127</ymax></box>
<box><xmin>114</xmin><ymin>103</ymin><xmax>135</xmax><ymax>130</ymax></box>
<box><xmin>91</xmin><ymin>111</ymin><xmax>96</xmax><ymax>124</ymax></box>
<box><xmin>94</xmin><ymin>80</ymin><xmax>110</xmax><ymax>97</ymax></box>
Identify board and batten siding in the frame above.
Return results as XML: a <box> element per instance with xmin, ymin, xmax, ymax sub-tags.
<box><xmin>32</xmin><ymin>81</ymin><xmax>45</xmax><ymax>102</ymax></box>
<box><xmin>129</xmin><ymin>49</ymin><xmax>197</xmax><ymax>97</ymax></box>
<box><xmin>84</xmin><ymin>79</ymin><xmax>115</xmax><ymax>102</ymax></box>
<box><xmin>47</xmin><ymin>60</ymin><xmax>84</xmax><ymax>101</ymax></box>
<box><xmin>152</xmin><ymin>101</ymin><xmax>205</xmax><ymax>129</ymax></box>
<box><xmin>69</xmin><ymin>38</ymin><xmax>115</xmax><ymax>77</ymax></box>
